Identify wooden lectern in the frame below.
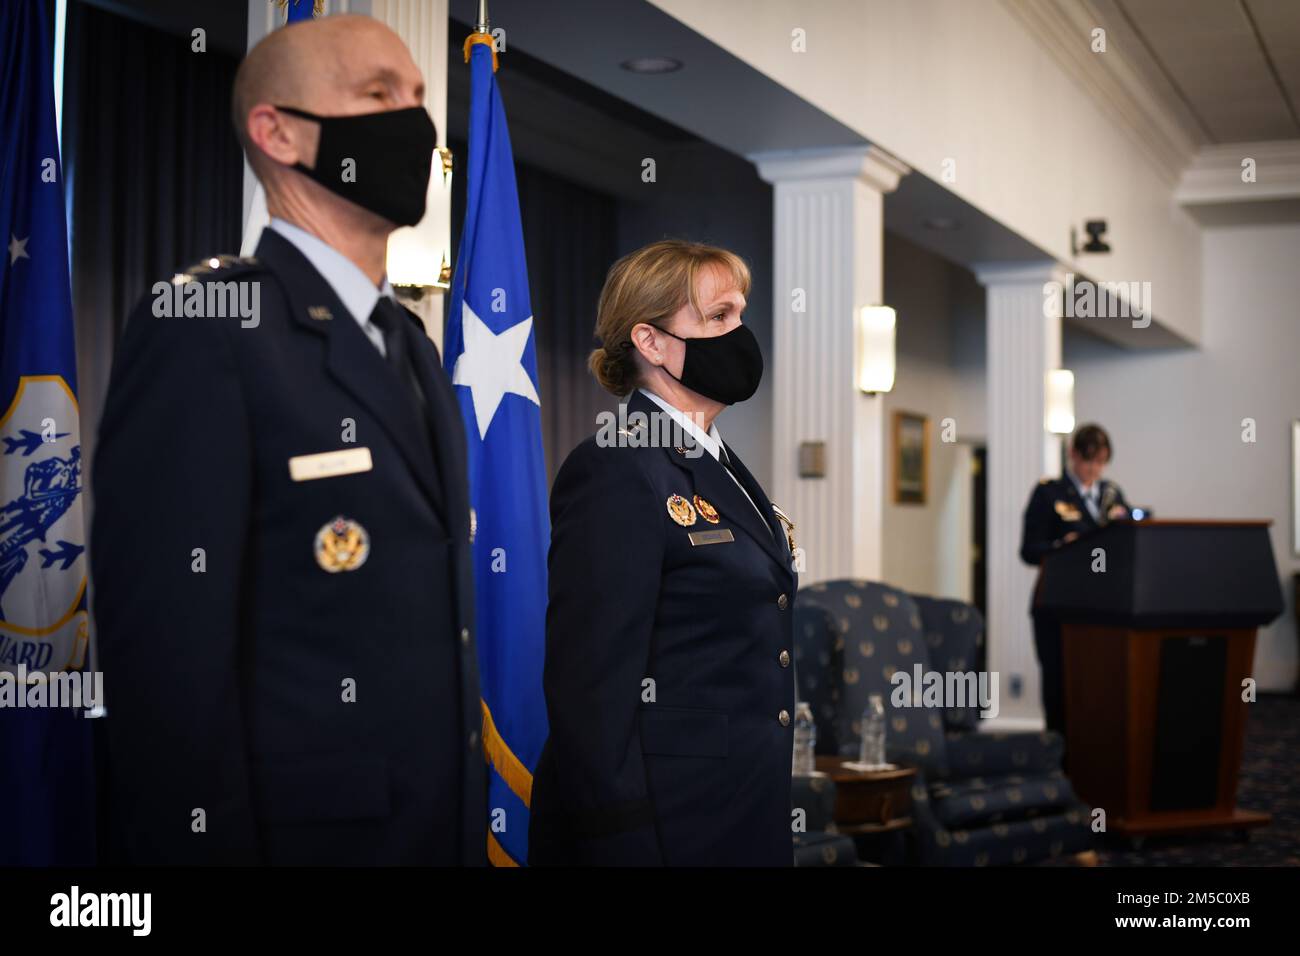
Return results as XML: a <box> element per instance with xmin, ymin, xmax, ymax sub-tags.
<box><xmin>1035</xmin><ymin>519</ymin><xmax>1283</xmax><ymax>840</ymax></box>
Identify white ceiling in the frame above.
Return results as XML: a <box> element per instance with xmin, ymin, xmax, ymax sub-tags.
<box><xmin>1099</xmin><ymin>0</ymin><xmax>1300</xmax><ymax>144</ymax></box>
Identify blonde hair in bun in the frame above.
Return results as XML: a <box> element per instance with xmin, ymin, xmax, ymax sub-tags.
<box><xmin>589</xmin><ymin>239</ymin><xmax>751</xmax><ymax>396</ymax></box>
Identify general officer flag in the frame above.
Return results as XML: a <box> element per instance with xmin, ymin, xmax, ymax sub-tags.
<box><xmin>444</xmin><ymin>31</ymin><xmax>548</xmax><ymax>868</ymax></box>
<box><xmin>283</xmin><ymin>0</ymin><xmax>319</xmax><ymax>23</ymax></box>
<box><xmin>0</xmin><ymin>0</ymin><xmax>96</xmax><ymax>866</ymax></box>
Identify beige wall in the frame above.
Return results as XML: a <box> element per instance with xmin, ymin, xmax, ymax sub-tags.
<box><xmin>651</xmin><ymin>0</ymin><xmax>1202</xmax><ymax>343</ymax></box>
<box><xmin>1066</xmin><ymin>223</ymin><xmax>1300</xmax><ymax>691</ymax></box>
<box><xmin>881</xmin><ymin>233</ymin><xmax>980</xmax><ymax>601</ymax></box>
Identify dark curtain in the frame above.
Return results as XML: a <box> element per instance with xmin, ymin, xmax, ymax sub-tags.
<box><xmin>64</xmin><ymin>0</ymin><xmax>244</xmax><ymax>468</ymax></box>
<box><xmin>450</xmin><ymin>138</ymin><xmax>619</xmax><ymax>484</ymax></box>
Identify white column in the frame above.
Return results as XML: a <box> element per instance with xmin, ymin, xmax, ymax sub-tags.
<box><xmin>241</xmin><ymin>0</ymin><xmax>363</xmax><ymax>242</ymax></box>
<box><xmin>975</xmin><ymin>262</ymin><xmax>1064</xmax><ymax>728</ymax></box>
<box><xmin>751</xmin><ymin>146</ymin><xmax>909</xmax><ymax>584</ymax></box>
<box><xmin>370</xmin><ymin>0</ymin><xmax>450</xmax><ymax>348</ymax></box>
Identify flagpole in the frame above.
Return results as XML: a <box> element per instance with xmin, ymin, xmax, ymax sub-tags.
<box><xmin>463</xmin><ymin>0</ymin><xmax>498</xmax><ymax>71</ymax></box>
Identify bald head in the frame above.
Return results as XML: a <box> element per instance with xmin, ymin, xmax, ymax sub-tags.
<box><xmin>232</xmin><ymin>15</ymin><xmax>426</xmax><ymax>183</ymax></box>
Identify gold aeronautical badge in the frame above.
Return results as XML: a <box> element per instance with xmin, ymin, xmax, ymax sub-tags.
<box><xmin>666</xmin><ymin>494</ymin><xmax>697</xmax><ymax>527</ymax></box>
<box><xmin>1054</xmin><ymin>500</ymin><xmax>1083</xmax><ymax>522</ymax></box>
<box><xmin>314</xmin><ymin>516</ymin><xmax>370</xmax><ymax>573</ymax></box>
<box><xmin>693</xmin><ymin>495</ymin><xmax>720</xmax><ymax>524</ymax></box>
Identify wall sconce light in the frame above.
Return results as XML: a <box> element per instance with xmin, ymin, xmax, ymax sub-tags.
<box><xmin>1045</xmin><ymin>368</ymin><xmax>1076</xmax><ymax>434</ymax></box>
<box><xmin>856</xmin><ymin>305</ymin><xmax>896</xmax><ymax>394</ymax></box>
<box><xmin>389</xmin><ymin>146</ymin><xmax>455</xmax><ymax>297</ymax></box>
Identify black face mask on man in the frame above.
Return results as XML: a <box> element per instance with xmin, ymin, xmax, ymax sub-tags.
<box><xmin>275</xmin><ymin>105</ymin><xmax>436</xmax><ymax>227</ymax></box>
<box><xmin>656</xmin><ymin>323</ymin><xmax>764</xmax><ymax>405</ymax></box>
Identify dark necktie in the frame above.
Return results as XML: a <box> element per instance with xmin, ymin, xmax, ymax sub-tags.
<box><xmin>368</xmin><ymin>297</ymin><xmax>440</xmax><ymax>475</ymax></box>
<box><xmin>718</xmin><ymin>443</ymin><xmax>740</xmax><ymax>484</ymax></box>
<box><xmin>719</xmin><ymin>443</ymin><xmax>773</xmax><ymax>539</ymax></box>
<box><xmin>369</xmin><ymin>297</ymin><xmax>420</xmax><ymax>399</ymax></box>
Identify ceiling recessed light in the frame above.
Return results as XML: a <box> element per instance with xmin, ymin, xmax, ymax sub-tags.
<box><xmin>620</xmin><ymin>56</ymin><xmax>683</xmax><ymax>74</ymax></box>
<box><xmin>923</xmin><ymin>217</ymin><xmax>961</xmax><ymax>231</ymax></box>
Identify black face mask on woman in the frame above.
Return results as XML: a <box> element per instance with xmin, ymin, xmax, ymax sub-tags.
<box><xmin>275</xmin><ymin>104</ymin><xmax>437</xmax><ymax>227</ymax></box>
<box><xmin>656</xmin><ymin>323</ymin><xmax>764</xmax><ymax>405</ymax></box>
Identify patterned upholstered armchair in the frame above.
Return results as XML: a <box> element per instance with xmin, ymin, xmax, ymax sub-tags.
<box><xmin>796</xmin><ymin>581</ymin><xmax>1094</xmax><ymax>866</ymax></box>
<box><xmin>789</xmin><ymin>604</ymin><xmax>858</xmax><ymax>866</ymax></box>
<box><xmin>790</xmin><ymin>773</ymin><xmax>858</xmax><ymax>866</ymax></box>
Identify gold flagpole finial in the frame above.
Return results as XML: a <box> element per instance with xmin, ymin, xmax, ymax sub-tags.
<box><xmin>463</xmin><ymin>0</ymin><xmax>499</xmax><ymax>71</ymax></box>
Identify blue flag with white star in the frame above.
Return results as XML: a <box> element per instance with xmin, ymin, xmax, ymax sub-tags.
<box><xmin>0</xmin><ymin>0</ymin><xmax>97</xmax><ymax>865</ymax></box>
<box><xmin>444</xmin><ymin>34</ymin><xmax>549</xmax><ymax>867</ymax></box>
<box><xmin>283</xmin><ymin>0</ymin><xmax>317</xmax><ymax>23</ymax></box>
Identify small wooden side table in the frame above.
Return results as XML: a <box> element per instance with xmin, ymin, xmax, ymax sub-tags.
<box><xmin>814</xmin><ymin>756</ymin><xmax>916</xmax><ymax>835</ymax></box>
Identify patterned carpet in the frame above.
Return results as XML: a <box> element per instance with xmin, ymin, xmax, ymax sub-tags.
<box><xmin>1047</xmin><ymin>693</ymin><xmax>1300</xmax><ymax>866</ymax></box>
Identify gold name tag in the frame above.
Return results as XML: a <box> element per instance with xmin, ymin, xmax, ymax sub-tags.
<box><xmin>289</xmin><ymin>447</ymin><xmax>373</xmax><ymax>482</ymax></box>
<box><xmin>688</xmin><ymin>529</ymin><xmax>735</xmax><ymax>547</ymax></box>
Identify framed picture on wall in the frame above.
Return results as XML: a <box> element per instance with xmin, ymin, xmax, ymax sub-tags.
<box><xmin>1293</xmin><ymin>420</ymin><xmax>1300</xmax><ymax>556</ymax></box>
<box><xmin>893</xmin><ymin>410</ymin><xmax>930</xmax><ymax>505</ymax></box>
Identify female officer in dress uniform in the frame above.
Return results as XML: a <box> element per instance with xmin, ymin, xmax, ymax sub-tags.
<box><xmin>1020</xmin><ymin>423</ymin><xmax>1130</xmax><ymax>734</ymax></box>
<box><xmin>529</xmin><ymin>240</ymin><xmax>798</xmax><ymax>866</ymax></box>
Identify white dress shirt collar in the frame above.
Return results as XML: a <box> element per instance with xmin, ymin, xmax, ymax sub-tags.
<box><xmin>638</xmin><ymin>388</ymin><xmax>725</xmax><ymax>461</ymax></box>
<box><xmin>268</xmin><ymin>218</ymin><xmax>394</xmax><ymax>347</ymax></box>
<box><xmin>1067</xmin><ymin>468</ymin><xmax>1097</xmax><ymax>499</ymax></box>
<box><xmin>1067</xmin><ymin>468</ymin><xmax>1101</xmax><ymax>517</ymax></box>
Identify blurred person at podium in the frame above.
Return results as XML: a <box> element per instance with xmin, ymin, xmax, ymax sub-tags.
<box><xmin>1019</xmin><ymin>424</ymin><xmax>1131</xmax><ymax>734</ymax></box>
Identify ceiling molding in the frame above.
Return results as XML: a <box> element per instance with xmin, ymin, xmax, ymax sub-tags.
<box><xmin>749</xmin><ymin>145</ymin><xmax>911</xmax><ymax>193</ymax></box>
<box><xmin>1176</xmin><ymin>139</ymin><xmax>1300</xmax><ymax>225</ymax></box>
<box><xmin>1000</xmin><ymin>0</ymin><xmax>1200</xmax><ymax>187</ymax></box>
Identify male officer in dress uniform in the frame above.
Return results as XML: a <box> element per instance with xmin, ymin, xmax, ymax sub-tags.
<box><xmin>92</xmin><ymin>15</ymin><xmax>485</xmax><ymax>865</ymax></box>
<box><xmin>1019</xmin><ymin>423</ymin><xmax>1130</xmax><ymax>735</ymax></box>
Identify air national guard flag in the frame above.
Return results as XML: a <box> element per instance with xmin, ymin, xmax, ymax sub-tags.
<box><xmin>0</xmin><ymin>0</ymin><xmax>97</xmax><ymax>865</ymax></box>
<box><xmin>444</xmin><ymin>31</ymin><xmax>548</xmax><ymax>867</ymax></box>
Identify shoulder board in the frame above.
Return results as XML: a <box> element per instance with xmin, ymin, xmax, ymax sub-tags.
<box><xmin>172</xmin><ymin>254</ymin><xmax>263</xmax><ymax>284</ymax></box>
<box><xmin>1038</xmin><ymin>477</ymin><xmax>1052</xmax><ymax>485</ymax></box>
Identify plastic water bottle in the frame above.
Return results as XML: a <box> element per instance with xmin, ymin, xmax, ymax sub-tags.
<box><xmin>792</xmin><ymin>701</ymin><xmax>817</xmax><ymax>775</ymax></box>
<box><xmin>859</xmin><ymin>694</ymin><xmax>886</xmax><ymax>767</ymax></box>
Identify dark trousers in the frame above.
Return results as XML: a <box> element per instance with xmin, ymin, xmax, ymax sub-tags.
<box><xmin>1031</xmin><ymin>611</ymin><xmax>1065</xmax><ymax>735</ymax></box>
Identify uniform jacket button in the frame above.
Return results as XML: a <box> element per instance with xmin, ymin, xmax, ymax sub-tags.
<box><xmin>468</xmin><ymin>730</ymin><xmax>479</xmax><ymax>750</ymax></box>
<box><xmin>779</xmin><ymin>649</ymin><xmax>791</xmax><ymax>668</ymax></box>
<box><xmin>460</xmin><ymin>627</ymin><xmax>471</xmax><ymax>644</ymax></box>
<box><xmin>778</xmin><ymin>709</ymin><xmax>791</xmax><ymax>726</ymax></box>
<box><xmin>777</xmin><ymin>593</ymin><xmax>789</xmax><ymax>610</ymax></box>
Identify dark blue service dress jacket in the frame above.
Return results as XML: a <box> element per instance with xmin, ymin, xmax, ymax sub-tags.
<box><xmin>91</xmin><ymin>229</ymin><xmax>486</xmax><ymax>865</ymax></box>
<box><xmin>529</xmin><ymin>389</ymin><xmax>798</xmax><ymax>866</ymax></box>
<box><xmin>1019</xmin><ymin>475</ymin><xmax>1130</xmax><ymax>567</ymax></box>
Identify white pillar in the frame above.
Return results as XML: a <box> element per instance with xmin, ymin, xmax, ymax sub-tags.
<box><xmin>751</xmin><ymin>146</ymin><xmax>909</xmax><ymax>584</ymax></box>
<box><xmin>975</xmin><ymin>262</ymin><xmax>1064</xmax><ymax>728</ymax></box>
<box><xmin>371</xmin><ymin>0</ymin><xmax>449</xmax><ymax>348</ymax></box>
